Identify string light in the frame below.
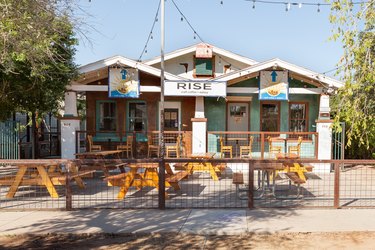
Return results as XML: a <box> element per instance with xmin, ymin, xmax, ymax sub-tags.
<box><xmin>244</xmin><ymin>0</ymin><xmax>368</xmax><ymax>11</ymax></box>
<box><xmin>137</xmin><ymin>0</ymin><xmax>161</xmax><ymax>62</ymax></box>
<box><xmin>171</xmin><ymin>0</ymin><xmax>242</xmax><ymax>71</ymax></box>
<box><xmin>285</xmin><ymin>2</ymin><xmax>290</xmax><ymax>11</ymax></box>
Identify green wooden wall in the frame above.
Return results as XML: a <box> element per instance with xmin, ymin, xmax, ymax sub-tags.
<box><xmin>205</xmin><ymin>78</ymin><xmax>319</xmax><ymax>132</ymax></box>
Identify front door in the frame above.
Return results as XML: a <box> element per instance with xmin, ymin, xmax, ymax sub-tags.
<box><xmin>227</xmin><ymin>102</ymin><xmax>249</xmax><ymax>131</ymax></box>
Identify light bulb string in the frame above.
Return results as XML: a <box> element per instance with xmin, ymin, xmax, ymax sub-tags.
<box><xmin>137</xmin><ymin>0</ymin><xmax>161</xmax><ymax>63</ymax></box>
<box><xmin>171</xmin><ymin>0</ymin><xmax>242</xmax><ymax>71</ymax></box>
<box><xmin>170</xmin><ymin>0</ymin><xmax>205</xmax><ymax>43</ymax></box>
<box><xmin>245</xmin><ymin>0</ymin><xmax>368</xmax><ymax>6</ymax></box>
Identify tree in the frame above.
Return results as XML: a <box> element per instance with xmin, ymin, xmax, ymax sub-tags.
<box><xmin>329</xmin><ymin>0</ymin><xmax>375</xmax><ymax>158</ymax></box>
<box><xmin>0</xmin><ymin>0</ymin><xmax>78</xmax><ymax>120</ymax></box>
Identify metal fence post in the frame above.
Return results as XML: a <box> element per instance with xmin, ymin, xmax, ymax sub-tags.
<box><xmin>334</xmin><ymin>162</ymin><xmax>340</xmax><ymax>209</ymax></box>
<box><xmin>65</xmin><ymin>162</ymin><xmax>72</xmax><ymax>211</ymax></box>
<box><xmin>158</xmin><ymin>159</ymin><xmax>166</xmax><ymax>209</ymax></box>
<box><xmin>248</xmin><ymin>161</ymin><xmax>254</xmax><ymax>209</ymax></box>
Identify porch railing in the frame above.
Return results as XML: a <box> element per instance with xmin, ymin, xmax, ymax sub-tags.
<box><xmin>76</xmin><ymin>130</ymin><xmax>317</xmax><ymax>159</ymax></box>
<box><xmin>208</xmin><ymin>131</ymin><xmax>318</xmax><ymax>159</ymax></box>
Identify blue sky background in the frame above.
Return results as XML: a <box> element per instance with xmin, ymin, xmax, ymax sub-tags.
<box><xmin>75</xmin><ymin>0</ymin><xmax>343</xmax><ymax>77</ymax></box>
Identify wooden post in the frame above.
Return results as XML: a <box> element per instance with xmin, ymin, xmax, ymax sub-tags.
<box><xmin>248</xmin><ymin>162</ymin><xmax>254</xmax><ymax>209</ymax></box>
<box><xmin>333</xmin><ymin>162</ymin><xmax>340</xmax><ymax>209</ymax></box>
<box><xmin>260</xmin><ymin>133</ymin><xmax>265</xmax><ymax>159</ymax></box>
<box><xmin>158</xmin><ymin>160</ymin><xmax>166</xmax><ymax>209</ymax></box>
<box><xmin>65</xmin><ymin>162</ymin><xmax>72</xmax><ymax>211</ymax></box>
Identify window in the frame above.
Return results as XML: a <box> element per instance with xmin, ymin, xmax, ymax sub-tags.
<box><xmin>230</xmin><ymin>105</ymin><xmax>247</xmax><ymax>117</ymax></box>
<box><xmin>260</xmin><ymin>102</ymin><xmax>280</xmax><ymax>132</ymax></box>
<box><xmin>289</xmin><ymin>103</ymin><xmax>308</xmax><ymax>132</ymax></box>
<box><xmin>194</xmin><ymin>57</ymin><xmax>214</xmax><ymax>77</ymax></box>
<box><xmin>164</xmin><ymin>108</ymin><xmax>179</xmax><ymax>131</ymax></box>
<box><xmin>128</xmin><ymin>102</ymin><xmax>147</xmax><ymax>131</ymax></box>
<box><xmin>97</xmin><ymin>101</ymin><xmax>117</xmax><ymax>131</ymax></box>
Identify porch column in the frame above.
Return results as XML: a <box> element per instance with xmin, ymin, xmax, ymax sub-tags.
<box><xmin>191</xmin><ymin>96</ymin><xmax>207</xmax><ymax>154</ymax></box>
<box><xmin>315</xmin><ymin>94</ymin><xmax>333</xmax><ymax>172</ymax></box>
<box><xmin>60</xmin><ymin>91</ymin><xmax>80</xmax><ymax>159</ymax></box>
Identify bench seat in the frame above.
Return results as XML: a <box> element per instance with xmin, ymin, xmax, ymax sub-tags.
<box><xmin>284</xmin><ymin>172</ymin><xmax>306</xmax><ymax>184</ymax></box>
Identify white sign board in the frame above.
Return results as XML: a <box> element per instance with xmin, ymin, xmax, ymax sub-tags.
<box><xmin>259</xmin><ymin>70</ymin><xmax>288</xmax><ymax>100</ymax></box>
<box><xmin>108</xmin><ymin>67</ymin><xmax>139</xmax><ymax>98</ymax></box>
<box><xmin>164</xmin><ymin>80</ymin><xmax>226</xmax><ymax>97</ymax></box>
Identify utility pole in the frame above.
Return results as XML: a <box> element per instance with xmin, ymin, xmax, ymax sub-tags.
<box><xmin>158</xmin><ymin>0</ymin><xmax>166</xmax><ymax>209</ymax></box>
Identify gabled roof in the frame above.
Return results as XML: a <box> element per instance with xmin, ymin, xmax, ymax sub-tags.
<box><xmin>143</xmin><ymin>43</ymin><xmax>258</xmax><ymax>66</ymax></box>
<box><xmin>76</xmin><ymin>55</ymin><xmax>186</xmax><ymax>82</ymax></box>
<box><xmin>214</xmin><ymin>58</ymin><xmax>343</xmax><ymax>88</ymax></box>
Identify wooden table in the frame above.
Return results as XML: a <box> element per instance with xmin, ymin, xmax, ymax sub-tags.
<box><xmin>105</xmin><ymin>163</ymin><xmax>188</xmax><ymax>199</ymax></box>
<box><xmin>186</xmin><ymin>153</ymin><xmax>224</xmax><ymax>181</ymax></box>
<box><xmin>275</xmin><ymin>153</ymin><xmax>308</xmax><ymax>182</ymax></box>
<box><xmin>75</xmin><ymin>150</ymin><xmax>127</xmax><ymax>177</ymax></box>
<box><xmin>0</xmin><ymin>160</ymin><xmax>93</xmax><ymax>198</ymax></box>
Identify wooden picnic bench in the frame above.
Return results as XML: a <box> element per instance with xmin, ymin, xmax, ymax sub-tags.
<box><xmin>0</xmin><ymin>160</ymin><xmax>94</xmax><ymax>198</ymax></box>
<box><xmin>75</xmin><ymin>150</ymin><xmax>128</xmax><ymax>177</ymax></box>
<box><xmin>104</xmin><ymin>163</ymin><xmax>190</xmax><ymax>199</ymax></box>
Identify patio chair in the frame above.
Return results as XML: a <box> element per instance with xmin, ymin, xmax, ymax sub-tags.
<box><xmin>240</xmin><ymin>136</ymin><xmax>254</xmax><ymax>158</ymax></box>
<box><xmin>87</xmin><ymin>135</ymin><xmax>101</xmax><ymax>152</ymax></box>
<box><xmin>288</xmin><ymin>136</ymin><xmax>303</xmax><ymax>156</ymax></box>
<box><xmin>166</xmin><ymin>135</ymin><xmax>181</xmax><ymax>158</ymax></box>
<box><xmin>268</xmin><ymin>136</ymin><xmax>283</xmax><ymax>154</ymax></box>
<box><xmin>117</xmin><ymin>135</ymin><xmax>133</xmax><ymax>158</ymax></box>
<box><xmin>147</xmin><ymin>135</ymin><xmax>159</xmax><ymax>158</ymax></box>
<box><xmin>219</xmin><ymin>136</ymin><xmax>232</xmax><ymax>158</ymax></box>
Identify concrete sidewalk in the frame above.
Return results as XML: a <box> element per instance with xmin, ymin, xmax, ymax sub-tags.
<box><xmin>0</xmin><ymin>209</ymin><xmax>375</xmax><ymax>235</ymax></box>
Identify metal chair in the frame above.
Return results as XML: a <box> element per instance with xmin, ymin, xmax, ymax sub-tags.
<box><xmin>117</xmin><ymin>135</ymin><xmax>133</xmax><ymax>158</ymax></box>
<box><xmin>240</xmin><ymin>136</ymin><xmax>254</xmax><ymax>158</ymax></box>
<box><xmin>288</xmin><ymin>136</ymin><xmax>303</xmax><ymax>156</ymax></box>
<box><xmin>87</xmin><ymin>135</ymin><xmax>101</xmax><ymax>152</ymax></box>
<box><xmin>220</xmin><ymin>136</ymin><xmax>233</xmax><ymax>158</ymax></box>
<box><xmin>147</xmin><ymin>135</ymin><xmax>159</xmax><ymax>158</ymax></box>
<box><xmin>166</xmin><ymin>135</ymin><xmax>181</xmax><ymax>158</ymax></box>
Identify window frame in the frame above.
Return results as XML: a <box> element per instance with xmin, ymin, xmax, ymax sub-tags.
<box><xmin>95</xmin><ymin>100</ymin><xmax>117</xmax><ymax>132</ymax></box>
<box><xmin>288</xmin><ymin>102</ymin><xmax>309</xmax><ymax>132</ymax></box>
<box><xmin>193</xmin><ymin>56</ymin><xmax>215</xmax><ymax>77</ymax></box>
<box><xmin>127</xmin><ymin>101</ymin><xmax>147</xmax><ymax>132</ymax></box>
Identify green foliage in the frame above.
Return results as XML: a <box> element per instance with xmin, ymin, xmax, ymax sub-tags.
<box><xmin>0</xmin><ymin>0</ymin><xmax>78</xmax><ymax>121</ymax></box>
<box><xmin>329</xmin><ymin>0</ymin><xmax>375</xmax><ymax>158</ymax></box>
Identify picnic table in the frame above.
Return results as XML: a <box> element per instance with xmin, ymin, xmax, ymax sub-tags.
<box><xmin>0</xmin><ymin>160</ymin><xmax>94</xmax><ymax>198</ymax></box>
<box><xmin>275</xmin><ymin>153</ymin><xmax>312</xmax><ymax>182</ymax></box>
<box><xmin>186</xmin><ymin>153</ymin><xmax>225</xmax><ymax>181</ymax></box>
<box><xmin>104</xmin><ymin>163</ymin><xmax>190</xmax><ymax>199</ymax></box>
<box><xmin>75</xmin><ymin>150</ymin><xmax>127</xmax><ymax>177</ymax></box>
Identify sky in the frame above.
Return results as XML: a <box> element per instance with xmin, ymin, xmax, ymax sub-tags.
<box><xmin>75</xmin><ymin>0</ymin><xmax>343</xmax><ymax>78</ymax></box>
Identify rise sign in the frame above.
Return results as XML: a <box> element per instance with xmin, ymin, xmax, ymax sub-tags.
<box><xmin>164</xmin><ymin>80</ymin><xmax>226</xmax><ymax>97</ymax></box>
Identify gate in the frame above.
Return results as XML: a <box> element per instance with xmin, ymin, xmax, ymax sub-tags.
<box><xmin>0</xmin><ymin>121</ymin><xmax>20</xmax><ymax>159</ymax></box>
<box><xmin>332</xmin><ymin>122</ymin><xmax>345</xmax><ymax>160</ymax></box>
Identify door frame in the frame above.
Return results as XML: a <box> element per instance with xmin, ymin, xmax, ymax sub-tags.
<box><xmin>158</xmin><ymin>101</ymin><xmax>182</xmax><ymax>131</ymax></box>
<box><xmin>226</xmin><ymin>101</ymin><xmax>251</xmax><ymax>131</ymax></box>
<box><xmin>260</xmin><ymin>101</ymin><xmax>281</xmax><ymax>131</ymax></box>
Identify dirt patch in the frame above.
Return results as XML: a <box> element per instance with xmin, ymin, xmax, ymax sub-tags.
<box><xmin>1</xmin><ymin>232</ymin><xmax>375</xmax><ymax>249</ymax></box>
